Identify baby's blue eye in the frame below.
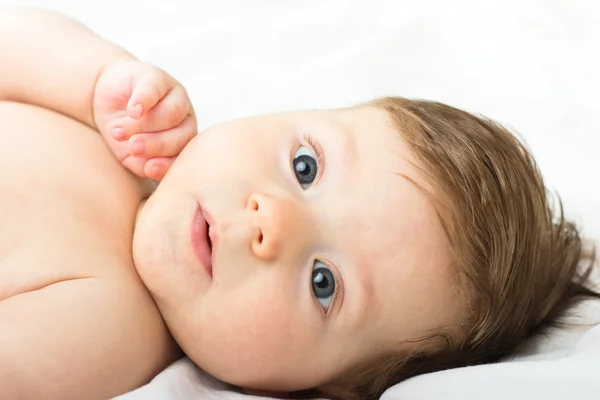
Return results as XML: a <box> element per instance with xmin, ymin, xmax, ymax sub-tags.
<box><xmin>293</xmin><ymin>146</ymin><xmax>318</xmax><ymax>189</ymax></box>
<box><xmin>312</xmin><ymin>261</ymin><xmax>336</xmax><ymax>312</ymax></box>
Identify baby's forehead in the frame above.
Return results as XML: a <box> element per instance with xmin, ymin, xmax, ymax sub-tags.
<box><xmin>334</xmin><ymin>106</ymin><xmax>433</xmax><ymax>183</ymax></box>
<box><xmin>264</xmin><ymin>105</ymin><xmax>388</xmax><ymax>127</ymax></box>
<box><xmin>332</xmin><ymin>173</ymin><xmax>461</xmax><ymax>352</ymax></box>
<box><xmin>321</xmin><ymin>106</ymin><xmax>463</xmax><ymax>324</ymax></box>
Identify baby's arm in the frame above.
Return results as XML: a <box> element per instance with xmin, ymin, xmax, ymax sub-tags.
<box><xmin>0</xmin><ymin>8</ymin><xmax>197</xmax><ymax>179</ymax></box>
<box><xmin>0</xmin><ymin>274</ymin><xmax>171</xmax><ymax>398</ymax></box>
<box><xmin>0</xmin><ymin>99</ymin><xmax>182</xmax><ymax>399</ymax></box>
<box><xmin>0</xmin><ymin>8</ymin><xmax>131</xmax><ymax>128</ymax></box>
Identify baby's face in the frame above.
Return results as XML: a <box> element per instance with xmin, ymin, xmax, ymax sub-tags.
<box><xmin>134</xmin><ymin>106</ymin><xmax>463</xmax><ymax>391</ymax></box>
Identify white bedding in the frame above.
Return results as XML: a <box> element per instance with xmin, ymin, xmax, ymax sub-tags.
<box><xmin>1</xmin><ymin>0</ymin><xmax>599</xmax><ymax>398</ymax></box>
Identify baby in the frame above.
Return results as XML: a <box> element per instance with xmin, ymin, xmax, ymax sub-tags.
<box><xmin>1</xmin><ymin>8</ymin><xmax>598</xmax><ymax>400</ymax></box>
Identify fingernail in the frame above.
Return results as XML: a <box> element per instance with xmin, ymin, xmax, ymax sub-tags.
<box><xmin>132</xmin><ymin>140</ymin><xmax>145</xmax><ymax>155</ymax></box>
<box><xmin>112</xmin><ymin>128</ymin><xmax>126</xmax><ymax>140</ymax></box>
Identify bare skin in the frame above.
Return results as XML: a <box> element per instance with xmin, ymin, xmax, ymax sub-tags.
<box><xmin>0</xmin><ymin>8</ymin><xmax>197</xmax><ymax>397</ymax></box>
<box><xmin>0</xmin><ymin>102</ymin><xmax>180</xmax><ymax>398</ymax></box>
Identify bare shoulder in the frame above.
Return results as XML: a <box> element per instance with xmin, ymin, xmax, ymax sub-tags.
<box><xmin>0</xmin><ymin>101</ymin><xmax>146</xmax><ymax>292</ymax></box>
<box><xmin>0</xmin><ymin>102</ymin><xmax>179</xmax><ymax>398</ymax></box>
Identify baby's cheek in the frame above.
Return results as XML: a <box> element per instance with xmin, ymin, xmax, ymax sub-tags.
<box><xmin>191</xmin><ymin>285</ymin><xmax>304</xmax><ymax>387</ymax></box>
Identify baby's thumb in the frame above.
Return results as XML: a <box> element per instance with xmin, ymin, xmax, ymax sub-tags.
<box><xmin>127</xmin><ymin>69</ymin><xmax>172</xmax><ymax>120</ymax></box>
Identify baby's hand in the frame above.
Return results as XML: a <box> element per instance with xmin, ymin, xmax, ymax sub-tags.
<box><xmin>93</xmin><ymin>60</ymin><xmax>197</xmax><ymax>180</ymax></box>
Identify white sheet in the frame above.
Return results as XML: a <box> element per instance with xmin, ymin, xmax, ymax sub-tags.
<box><xmin>1</xmin><ymin>0</ymin><xmax>598</xmax><ymax>399</ymax></box>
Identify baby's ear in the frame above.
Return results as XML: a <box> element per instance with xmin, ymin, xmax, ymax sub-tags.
<box><xmin>240</xmin><ymin>388</ymin><xmax>292</xmax><ymax>398</ymax></box>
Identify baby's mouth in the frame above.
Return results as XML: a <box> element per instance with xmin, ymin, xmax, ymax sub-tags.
<box><xmin>191</xmin><ymin>206</ymin><xmax>213</xmax><ymax>278</ymax></box>
<box><xmin>207</xmin><ymin>221</ymin><xmax>213</xmax><ymax>253</ymax></box>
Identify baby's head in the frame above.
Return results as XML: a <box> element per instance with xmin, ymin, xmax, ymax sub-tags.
<box><xmin>133</xmin><ymin>97</ymin><xmax>598</xmax><ymax>399</ymax></box>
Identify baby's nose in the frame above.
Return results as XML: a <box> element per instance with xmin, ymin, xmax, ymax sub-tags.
<box><xmin>246</xmin><ymin>193</ymin><xmax>309</xmax><ymax>262</ymax></box>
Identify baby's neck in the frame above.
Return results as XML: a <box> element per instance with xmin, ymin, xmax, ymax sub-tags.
<box><xmin>134</xmin><ymin>178</ymin><xmax>157</xmax><ymax>228</ymax></box>
<box><xmin>136</xmin><ymin>199</ymin><xmax>147</xmax><ymax>227</ymax></box>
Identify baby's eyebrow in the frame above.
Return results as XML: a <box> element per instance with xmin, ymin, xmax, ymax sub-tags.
<box><xmin>328</xmin><ymin>117</ymin><xmax>357</xmax><ymax>165</ymax></box>
<box><xmin>359</xmin><ymin>261</ymin><xmax>376</xmax><ymax>320</ymax></box>
<box><xmin>345</xmin><ymin>259</ymin><xmax>376</xmax><ymax>329</ymax></box>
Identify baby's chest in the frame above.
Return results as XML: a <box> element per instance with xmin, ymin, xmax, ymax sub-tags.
<box><xmin>0</xmin><ymin>102</ymin><xmax>146</xmax><ymax>301</ymax></box>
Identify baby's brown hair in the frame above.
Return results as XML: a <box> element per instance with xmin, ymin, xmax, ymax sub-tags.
<box><xmin>318</xmin><ymin>97</ymin><xmax>600</xmax><ymax>400</ymax></box>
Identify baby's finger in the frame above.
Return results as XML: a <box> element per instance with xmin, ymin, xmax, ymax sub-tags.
<box><xmin>127</xmin><ymin>68</ymin><xmax>174</xmax><ymax>120</ymax></box>
<box><xmin>118</xmin><ymin>85</ymin><xmax>192</xmax><ymax>134</ymax></box>
<box><xmin>128</xmin><ymin>115</ymin><xmax>197</xmax><ymax>157</ymax></box>
<box><xmin>110</xmin><ymin>116</ymin><xmax>137</xmax><ymax>142</ymax></box>
<box><xmin>144</xmin><ymin>157</ymin><xmax>176</xmax><ymax>181</ymax></box>
<box><xmin>139</xmin><ymin>84</ymin><xmax>192</xmax><ymax>131</ymax></box>
<box><xmin>121</xmin><ymin>155</ymin><xmax>148</xmax><ymax>178</ymax></box>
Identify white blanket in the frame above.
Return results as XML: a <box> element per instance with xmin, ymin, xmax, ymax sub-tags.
<box><xmin>1</xmin><ymin>0</ymin><xmax>599</xmax><ymax>399</ymax></box>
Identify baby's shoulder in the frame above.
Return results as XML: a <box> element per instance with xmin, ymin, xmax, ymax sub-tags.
<box><xmin>0</xmin><ymin>101</ymin><xmax>147</xmax><ymax>298</ymax></box>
